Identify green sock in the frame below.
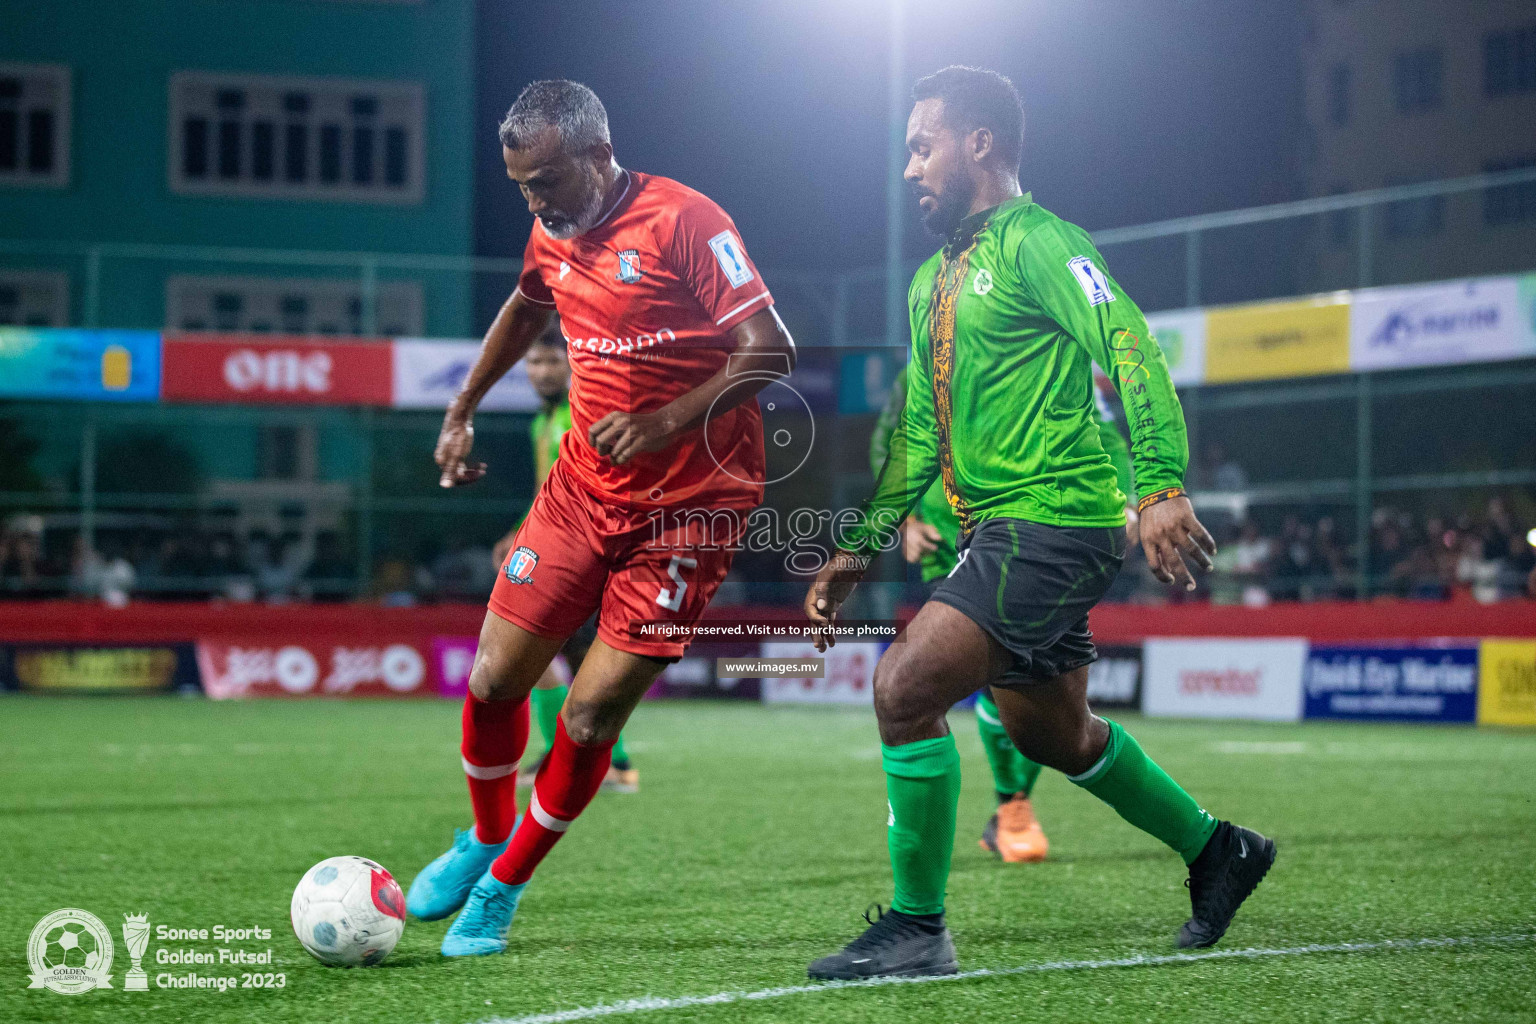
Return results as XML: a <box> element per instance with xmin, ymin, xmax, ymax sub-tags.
<box><xmin>530</xmin><ymin>684</ymin><xmax>567</xmax><ymax>748</ymax></box>
<box><xmin>1069</xmin><ymin>718</ymin><xmax>1218</xmax><ymax>865</ymax></box>
<box><xmin>611</xmin><ymin>731</ymin><xmax>630</xmax><ymax>769</ymax></box>
<box><xmin>883</xmin><ymin>734</ymin><xmax>962</xmax><ymax>916</ymax></box>
<box><xmin>974</xmin><ymin>691</ymin><xmax>1043</xmax><ymax>798</ymax></box>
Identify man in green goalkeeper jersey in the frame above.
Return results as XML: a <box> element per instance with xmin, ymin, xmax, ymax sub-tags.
<box><xmin>491</xmin><ymin>325</ymin><xmax>637</xmax><ymax>794</ymax></box>
<box><xmin>870</xmin><ymin>372</ymin><xmax>1135</xmax><ymax>864</ymax></box>
<box><xmin>805</xmin><ymin>66</ymin><xmax>1274</xmax><ymax>980</ymax></box>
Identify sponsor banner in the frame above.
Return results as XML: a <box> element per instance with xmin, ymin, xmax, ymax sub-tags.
<box><xmin>759</xmin><ymin>641</ymin><xmax>885</xmax><ymax>704</ymax></box>
<box><xmin>161</xmin><ymin>334</ymin><xmax>393</xmax><ymax>405</ymax></box>
<box><xmin>0</xmin><ymin>328</ymin><xmax>161</xmax><ymax>401</ymax></box>
<box><xmin>1205</xmin><ymin>296</ymin><xmax>1350</xmax><ymax>384</ymax></box>
<box><xmin>1143</xmin><ymin>638</ymin><xmax>1306</xmax><ymax>721</ymax></box>
<box><xmin>1478</xmin><ymin>639</ymin><xmax>1536</xmax><ymax>727</ymax></box>
<box><xmin>197</xmin><ymin>638</ymin><xmax>431</xmax><ymax>698</ymax></box>
<box><xmin>1519</xmin><ymin>273</ymin><xmax>1536</xmax><ymax>352</ymax></box>
<box><xmin>1145</xmin><ymin>309</ymin><xmax>1207</xmax><ymax>386</ymax></box>
<box><xmin>1087</xmin><ymin>644</ymin><xmax>1143</xmax><ymax>710</ymax></box>
<box><xmin>432</xmin><ymin>635</ymin><xmax>478</xmax><ymax>698</ymax></box>
<box><xmin>0</xmin><ymin>642</ymin><xmax>197</xmax><ymax>693</ymax></box>
<box><xmin>1350</xmin><ymin>276</ymin><xmax>1530</xmax><ymax>371</ymax></box>
<box><xmin>392</xmin><ymin>339</ymin><xmax>539</xmax><ymax>411</ymax></box>
<box><xmin>1303</xmin><ymin>645</ymin><xmax>1478</xmax><ymax>722</ymax></box>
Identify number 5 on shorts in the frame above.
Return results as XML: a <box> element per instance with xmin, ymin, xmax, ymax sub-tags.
<box><xmin>656</xmin><ymin>555</ymin><xmax>699</xmax><ymax>612</ymax></box>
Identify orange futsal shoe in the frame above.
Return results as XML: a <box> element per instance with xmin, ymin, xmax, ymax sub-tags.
<box><xmin>994</xmin><ymin>794</ymin><xmax>1049</xmax><ymax>863</ymax></box>
<box><xmin>603</xmin><ymin>766</ymin><xmax>639</xmax><ymax>794</ymax></box>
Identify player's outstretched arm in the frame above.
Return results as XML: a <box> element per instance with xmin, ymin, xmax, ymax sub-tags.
<box><xmin>435</xmin><ymin>289</ymin><xmax>553</xmax><ymax>488</ymax></box>
<box><xmin>1020</xmin><ymin>219</ymin><xmax>1215</xmax><ymax>588</ymax></box>
<box><xmin>588</xmin><ymin>306</ymin><xmax>796</xmax><ymax>465</ymax></box>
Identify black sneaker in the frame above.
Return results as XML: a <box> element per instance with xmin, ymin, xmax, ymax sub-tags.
<box><xmin>1177</xmin><ymin>821</ymin><xmax>1276</xmax><ymax>949</ymax></box>
<box><xmin>807</xmin><ymin>905</ymin><xmax>958</xmax><ymax>980</ymax></box>
<box><xmin>979</xmin><ymin>812</ymin><xmax>1000</xmax><ymax>856</ymax></box>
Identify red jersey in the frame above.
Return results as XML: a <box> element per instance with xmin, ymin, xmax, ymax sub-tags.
<box><xmin>516</xmin><ymin>171</ymin><xmax>773</xmax><ymax>510</ymax></box>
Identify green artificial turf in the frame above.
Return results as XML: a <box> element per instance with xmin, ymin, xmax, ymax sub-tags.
<box><xmin>1</xmin><ymin>697</ymin><xmax>1533</xmax><ymax>1024</ymax></box>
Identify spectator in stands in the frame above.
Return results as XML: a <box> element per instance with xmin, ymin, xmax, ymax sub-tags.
<box><xmin>251</xmin><ymin>531</ymin><xmax>304</xmax><ymax>603</ymax></box>
<box><xmin>0</xmin><ymin>513</ymin><xmax>44</xmax><ymax>595</ymax></box>
<box><xmin>1368</xmin><ymin>513</ymin><xmax>1410</xmax><ymax>597</ymax></box>
<box><xmin>1197</xmin><ymin>443</ymin><xmax>1249</xmax><ymax>492</ymax></box>
<box><xmin>301</xmin><ymin>530</ymin><xmax>354</xmax><ymax>601</ymax></box>
<box><xmin>1268</xmin><ymin>515</ymin><xmax>1312</xmax><ymax>602</ymax></box>
<box><xmin>430</xmin><ymin>537</ymin><xmax>498</xmax><ymax>601</ymax></box>
<box><xmin>1231</xmin><ymin>519</ymin><xmax>1273</xmax><ymax>606</ymax></box>
<box><xmin>1498</xmin><ymin>530</ymin><xmax>1536</xmax><ymax>601</ymax></box>
<box><xmin>69</xmin><ymin>534</ymin><xmax>136</xmax><ymax>606</ymax></box>
<box><xmin>1310</xmin><ymin>516</ymin><xmax>1349</xmax><ymax>600</ymax></box>
<box><xmin>1455</xmin><ymin>532</ymin><xmax>1501</xmax><ymax>603</ymax></box>
<box><xmin>211</xmin><ymin>532</ymin><xmax>255</xmax><ymax>602</ymax></box>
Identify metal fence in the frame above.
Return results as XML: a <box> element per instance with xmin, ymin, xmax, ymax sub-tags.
<box><xmin>2</xmin><ymin>169</ymin><xmax>1535</xmax><ymax>602</ymax></box>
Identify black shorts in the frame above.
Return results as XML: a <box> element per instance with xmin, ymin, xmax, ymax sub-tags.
<box><xmin>928</xmin><ymin>517</ymin><xmax>1124</xmax><ymax>687</ymax></box>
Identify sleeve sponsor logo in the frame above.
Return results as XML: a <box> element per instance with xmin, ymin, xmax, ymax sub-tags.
<box><xmin>1068</xmin><ymin>255</ymin><xmax>1115</xmax><ymax>307</ymax></box>
<box><xmin>708</xmin><ymin>230</ymin><xmax>755</xmax><ymax>288</ymax></box>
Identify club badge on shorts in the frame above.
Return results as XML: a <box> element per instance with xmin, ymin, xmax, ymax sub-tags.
<box><xmin>505</xmin><ymin>546</ymin><xmax>539</xmax><ymax>585</ymax></box>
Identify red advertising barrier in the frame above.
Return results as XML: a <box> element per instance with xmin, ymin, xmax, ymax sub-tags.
<box><xmin>197</xmin><ymin>637</ymin><xmax>433</xmax><ymax>698</ymax></box>
<box><xmin>1085</xmin><ymin>598</ymin><xmax>1536</xmax><ymax>645</ymax></box>
<box><xmin>0</xmin><ymin>603</ymin><xmax>483</xmax><ymax>698</ymax></box>
<box><xmin>1</xmin><ymin>601</ymin><xmax>1532</xmax><ymax>702</ymax></box>
<box><xmin>161</xmin><ymin>334</ymin><xmax>394</xmax><ymax>406</ymax></box>
<box><xmin>2</xmin><ymin>600</ymin><xmax>1531</xmax><ymax>649</ymax></box>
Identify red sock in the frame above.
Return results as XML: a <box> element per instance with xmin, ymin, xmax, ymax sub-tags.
<box><xmin>490</xmin><ymin>716</ymin><xmax>613</xmax><ymax>885</ymax></box>
<box><xmin>460</xmin><ymin>694</ymin><xmax>530</xmax><ymax>844</ymax></box>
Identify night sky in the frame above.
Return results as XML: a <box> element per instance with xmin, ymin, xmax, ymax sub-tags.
<box><xmin>473</xmin><ymin>0</ymin><xmax>1305</xmax><ymax>275</ymax></box>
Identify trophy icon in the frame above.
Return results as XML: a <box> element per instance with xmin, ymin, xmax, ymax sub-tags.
<box><xmin>122</xmin><ymin>914</ymin><xmax>150</xmax><ymax>991</ymax></box>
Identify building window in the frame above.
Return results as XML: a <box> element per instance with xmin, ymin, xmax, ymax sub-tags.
<box><xmin>1383</xmin><ymin>176</ymin><xmax>1444</xmax><ymax>238</ymax></box>
<box><xmin>165</xmin><ymin>275</ymin><xmax>424</xmax><ymax>336</ymax></box>
<box><xmin>1326</xmin><ymin>64</ymin><xmax>1351</xmax><ymax>125</ymax></box>
<box><xmin>0</xmin><ymin>270</ymin><xmax>70</xmax><ymax>326</ymax></box>
<box><xmin>1392</xmin><ymin>47</ymin><xmax>1443</xmax><ymax>113</ymax></box>
<box><xmin>169</xmin><ymin>73</ymin><xmax>424</xmax><ymax>204</ymax></box>
<box><xmin>1484</xmin><ymin>156</ymin><xmax>1536</xmax><ymax>225</ymax></box>
<box><xmin>1484</xmin><ymin>24</ymin><xmax>1536</xmax><ymax>96</ymax></box>
<box><xmin>0</xmin><ymin>63</ymin><xmax>70</xmax><ymax>188</ymax></box>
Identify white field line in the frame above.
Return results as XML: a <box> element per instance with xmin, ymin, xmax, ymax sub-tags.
<box><xmin>469</xmin><ymin>932</ymin><xmax>1534</xmax><ymax>1024</ymax></box>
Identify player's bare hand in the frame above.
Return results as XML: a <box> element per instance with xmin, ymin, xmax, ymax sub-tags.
<box><xmin>491</xmin><ymin>528</ymin><xmax>519</xmax><ymax>571</ymax></box>
<box><xmin>804</xmin><ymin>550</ymin><xmax>869</xmax><ymax>652</ymax></box>
<box><xmin>1139</xmin><ymin>495</ymin><xmax>1216</xmax><ymax>591</ymax></box>
<box><xmin>588</xmin><ymin>410</ymin><xmax>676</xmax><ymax>466</ymax></box>
<box><xmin>435</xmin><ymin>411</ymin><xmax>487</xmax><ymax>488</ymax></box>
<box><xmin>902</xmin><ymin>517</ymin><xmax>942</xmax><ymax>564</ymax></box>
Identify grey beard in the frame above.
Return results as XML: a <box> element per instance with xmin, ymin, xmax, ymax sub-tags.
<box><xmin>542</xmin><ymin>176</ymin><xmax>609</xmax><ymax>240</ymax></box>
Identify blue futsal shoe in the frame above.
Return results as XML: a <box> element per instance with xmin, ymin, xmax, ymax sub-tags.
<box><xmin>406</xmin><ymin>823</ymin><xmax>515</xmax><ymax>921</ymax></box>
<box><xmin>440</xmin><ymin>870</ymin><xmax>528</xmax><ymax>956</ymax></box>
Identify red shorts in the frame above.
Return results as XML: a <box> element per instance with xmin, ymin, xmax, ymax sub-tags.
<box><xmin>489</xmin><ymin>459</ymin><xmax>746</xmax><ymax>658</ymax></box>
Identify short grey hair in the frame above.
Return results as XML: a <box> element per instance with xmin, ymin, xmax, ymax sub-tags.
<box><xmin>498</xmin><ymin>80</ymin><xmax>610</xmax><ymax>153</ymax></box>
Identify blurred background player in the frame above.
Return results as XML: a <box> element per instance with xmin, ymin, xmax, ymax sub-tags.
<box><xmin>870</xmin><ymin>370</ymin><xmax>1136</xmax><ymax>863</ymax></box>
<box><xmin>492</xmin><ymin>323</ymin><xmax>638</xmax><ymax>794</ymax></box>
<box><xmin>805</xmin><ymin>66</ymin><xmax>1272</xmax><ymax>980</ymax></box>
<box><xmin>408</xmin><ymin>79</ymin><xmax>795</xmax><ymax>957</ymax></box>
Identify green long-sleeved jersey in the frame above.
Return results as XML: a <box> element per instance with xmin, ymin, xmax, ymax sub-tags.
<box><xmin>869</xmin><ymin>366</ymin><xmax>1135</xmax><ymax>582</ymax></box>
<box><xmin>848</xmin><ymin>193</ymin><xmax>1186</xmax><ymax>554</ymax></box>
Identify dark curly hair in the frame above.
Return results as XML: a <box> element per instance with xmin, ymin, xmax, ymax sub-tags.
<box><xmin>911</xmin><ymin>65</ymin><xmax>1024</xmax><ymax>170</ymax></box>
